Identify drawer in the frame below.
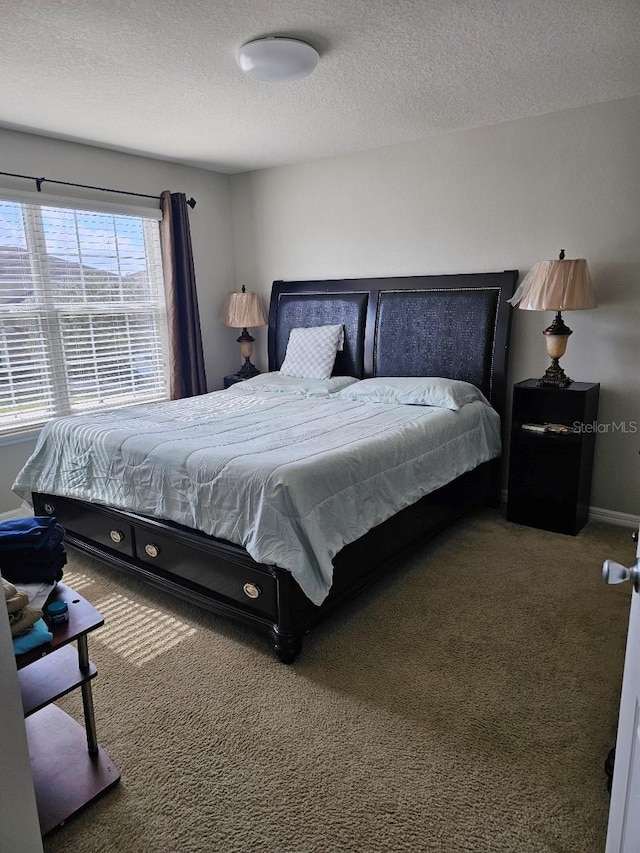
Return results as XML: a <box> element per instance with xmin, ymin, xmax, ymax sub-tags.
<box><xmin>34</xmin><ymin>493</ymin><xmax>134</xmax><ymax>558</ymax></box>
<box><xmin>133</xmin><ymin>525</ymin><xmax>278</xmax><ymax>618</ymax></box>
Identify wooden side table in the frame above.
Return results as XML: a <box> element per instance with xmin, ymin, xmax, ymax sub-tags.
<box><xmin>506</xmin><ymin>379</ymin><xmax>600</xmax><ymax>535</ymax></box>
<box><xmin>16</xmin><ymin>583</ymin><xmax>120</xmax><ymax>835</ymax></box>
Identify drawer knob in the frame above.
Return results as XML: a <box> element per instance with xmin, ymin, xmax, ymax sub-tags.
<box><xmin>144</xmin><ymin>543</ymin><xmax>160</xmax><ymax>558</ymax></box>
<box><xmin>243</xmin><ymin>582</ymin><xmax>261</xmax><ymax>599</ymax></box>
<box><xmin>43</xmin><ymin>502</ymin><xmax>55</xmax><ymax>515</ymax></box>
<box><xmin>109</xmin><ymin>529</ymin><xmax>124</xmax><ymax>544</ymax></box>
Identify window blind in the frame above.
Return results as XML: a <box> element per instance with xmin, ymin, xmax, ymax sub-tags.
<box><xmin>0</xmin><ymin>195</ymin><xmax>169</xmax><ymax>433</ymax></box>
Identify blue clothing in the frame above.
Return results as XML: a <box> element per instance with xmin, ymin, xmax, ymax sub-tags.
<box><xmin>13</xmin><ymin>618</ymin><xmax>53</xmax><ymax>654</ymax></box>
<box><xmin>0</xmin><ymin>517</ymin><xmax>67</xmax><ymax>584</ymax></box>
<box><xmin>0</xmin><ymin>517</ymin><xmax>60</xmax><ymax>551</ymax></box>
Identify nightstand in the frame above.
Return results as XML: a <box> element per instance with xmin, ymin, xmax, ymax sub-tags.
<box><xmin>506</xmin><ymin>379</ymin><xmax>600</xmax><ymax>535</ymax></box>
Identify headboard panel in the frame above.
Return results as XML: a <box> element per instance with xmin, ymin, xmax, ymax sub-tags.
<box><xmin>268</xmin><ymin>287</ymin><xmax>370</xmax><ymax>378</ymax></box>
<box><xmin>374</xmin><ymin>288</ymin><xmax>501</xmax><ymax>397</ymax></box>
<box><xmin>268</xmin><ymin>270</ymin><xmax>517</xmax><ymax>420</ymax></box>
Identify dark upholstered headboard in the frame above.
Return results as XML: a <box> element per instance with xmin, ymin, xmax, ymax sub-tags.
<box><xmin>268</xmin><ymin>290</ymin><xmax>369</xmax><ymax>378</ymax></box>
<box><xmin>268</xmin><ymin>270</ymin><xmax>517</xmax><ymax>421</ymax></box>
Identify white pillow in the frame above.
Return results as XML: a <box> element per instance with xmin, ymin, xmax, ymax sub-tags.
<box><xmin>279</xmin><ymin>325</ymin><xmax>344</xmax><ymax>380</ymax></box>
<box><xmin>226</xmin><ymin>373</ymin><xmax>358</xmax><ymax>397</ymax></box>
<box><xmin>335</xmin><ymin>376</ymin><xmax>489</xmax><ymax>411</ymax></box>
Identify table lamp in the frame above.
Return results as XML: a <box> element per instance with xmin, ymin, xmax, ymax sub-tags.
<box><xmin>220</xmin><ymin>286</ymin><xmax>268</xmax><ymax>379</ymax></box>
<box><xmin>508</xmin><ymin>250</ymin><xmax>597</xmax><ymax>387</ymax></box>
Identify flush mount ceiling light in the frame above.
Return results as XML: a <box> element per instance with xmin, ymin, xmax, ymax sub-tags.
<box><xmin>237</xmin><ymin>37</ymin><xmax>319</xmax><ymax>83</ymax></box>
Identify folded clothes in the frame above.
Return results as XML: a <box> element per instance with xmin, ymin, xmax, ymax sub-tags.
<box><xmin>1</xmin><ymin>542</ymin><xmax>66</xmax><ymax>569</ymax></box>
<box><xmin>3</xmin><ymin>577</ymin><xmax>32</xmax><ymax>619</ymax></box>
<box><xmin>3</xmin><ymin>578</ymin><xmax>16</xmax><ymax>600</ymax></box>
<box><xmin>13</xmin><ymin>618</ymin><xmax>53</xmax><ymax>654</ymax></box>
<box><xmin>9</xmin><ymin>608</ymin><xmax>25</xmax><ymax>626</ymax></box>
<box><xmin>14</xmin><ymin>580</ymin><xmax>57</xmax><ymax>612</ymax></box>
<box><xmin>10</xmin><ymin>604</ymin><xmax>43</xmax><ymax>636</ymax></box>
<box><xmin>0</xmin><ymin>518</ymin><xmax>67</xmax><ymax>586</ymax></box>
<box><xmin>0</xmin><ymin>545</ymin><xmax>67</xmax><ymax>585</ymax></box>
<box><xmin>2</xmin><ymin>526</ymin><xmax>65</xmax><ymax>558</ymax></box>
<box><xmin>5</xmin><ymin>589</ymin><xmax>30</xmax><ymax>615</ymax></box>
<box><xmin>0</xmin><ymin>517</ymin><xmax>61</xmax><ymax>551</ymax></box>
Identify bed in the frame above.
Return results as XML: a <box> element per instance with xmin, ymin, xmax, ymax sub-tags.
<box><xmin>15</xmin><ymin>270</ymin><xmax>517</xmax><ymax>662</ymax></box>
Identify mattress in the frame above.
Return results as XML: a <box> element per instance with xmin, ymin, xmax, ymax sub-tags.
<box><xmin>13</xmin><ymin>388</ymin><xmax>501</xmax><ymax>604</ymax></box>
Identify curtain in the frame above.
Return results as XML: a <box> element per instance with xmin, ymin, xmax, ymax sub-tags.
<box><xmin>160</xmin><ymin>191</ymin><xmax>207</xmax><ymax>399</ymax></box>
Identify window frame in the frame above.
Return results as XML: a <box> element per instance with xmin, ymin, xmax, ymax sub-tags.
<box><xmin>0</xmin><ymin>189</ymin><xmax>170</xmax><ymax>438</ymax></box>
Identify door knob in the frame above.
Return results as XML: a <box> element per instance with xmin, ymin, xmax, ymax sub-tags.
<box><xmin>602</xmin><ymin>558</ymin><xmax>640</xmax><ymax>592</ymax></box>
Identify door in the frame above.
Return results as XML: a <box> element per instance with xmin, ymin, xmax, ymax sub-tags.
<box><xmin>604</xmin><ymin>527</ymin><xmax>640</xmax><ymax>853</ymax></box>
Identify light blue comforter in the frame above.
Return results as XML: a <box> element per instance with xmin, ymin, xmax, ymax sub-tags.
<box><xmin>13</xmin><ymin>390</ymin><xmax>501</xmax><ymax>604</ymax></box>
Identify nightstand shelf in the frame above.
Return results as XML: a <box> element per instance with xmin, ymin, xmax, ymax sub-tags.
<box><xmin>506</xmin><ymin>380</ymin><xmax>600</xmax><ymax>535</ymax></box>
<box><xmin>19</xmin><ymin>644</ymin><xmax>97</xmax><ymax>717</ymax></box>
<box><xmin>25</xmin><ymin>706</ymin><xmax>118</xmax><ymax>836</ymax></box>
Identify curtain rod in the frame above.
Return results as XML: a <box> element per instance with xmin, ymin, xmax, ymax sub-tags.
<box><xmin>0</xmin><ymin>170</ymin><xmax>196</xmax><ymax>208</ymax></box>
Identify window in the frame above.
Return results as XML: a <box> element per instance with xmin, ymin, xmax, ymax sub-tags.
<box><xmin>0</xmin><ymin>191</ymin><xmax>169</xmax><ymax>434</ymax></box>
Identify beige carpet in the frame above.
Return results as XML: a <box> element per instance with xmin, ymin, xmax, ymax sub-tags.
<box><xmin>41</xmin><ymin>510</ymin><xmax>633</xmax><ymax>853</ymax></box>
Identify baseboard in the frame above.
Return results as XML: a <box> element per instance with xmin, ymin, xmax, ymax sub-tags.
<box><xmin>589</xmin><ymin>506</ymin><xmax>640</xmax><ymax>529</ymax></box>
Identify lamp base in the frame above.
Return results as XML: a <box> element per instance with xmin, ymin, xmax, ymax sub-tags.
<box><xmin>537</xmin><ymin>358</ymin><xmax>572</xmax><ymax>388</ymax></box>
<box><xmin>235</xmin><ymin>357</ymin><xmax>260</xmax><ymax>380</ymax></box>
<box><xmin>234</xmin><ymin>328</ymin><xmax>260</xmax><ymax>379</ymax></box>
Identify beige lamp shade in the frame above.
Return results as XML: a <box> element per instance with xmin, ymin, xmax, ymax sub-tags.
<box><xmin>220</xmin><ymin>288</ymin><xmax>268</xmax><ymax>329</ymax></box>
<box><xmin>508</xmin><ymin>258</ymin><xmax>597</xmax><ymax>311</ymax></box>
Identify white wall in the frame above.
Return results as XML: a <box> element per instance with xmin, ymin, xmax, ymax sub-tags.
<box><xmin>230</xmin><ymin>96</ymin><xmax>640</xmax><ymax>517</ymax></box>
<box><xmin>0</xmin><ymin>127</ymin><xmax>239</xmax><ymax>513</ymax></box>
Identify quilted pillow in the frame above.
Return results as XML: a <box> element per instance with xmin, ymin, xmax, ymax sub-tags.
<box><xmin>279</xmin><ymin>325</ymin><xmax>344</xmax><ymax>380</ymax></box>
<box><xmin>335</xmin><ymin>376</ymin><xmax>489</xmax><ymax>411</ymax></box>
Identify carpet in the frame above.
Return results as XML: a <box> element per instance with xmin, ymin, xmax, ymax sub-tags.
<box><xmin>41</xmin><ymin>510</ymin><xmax>633</xmax><ymax>853</ymax></box>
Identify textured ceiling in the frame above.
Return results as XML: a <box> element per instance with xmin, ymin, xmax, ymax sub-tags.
<box><xmin>1</xmin><ymin>0</ymin><xmax>639</xmax><ymax>174</ymax></box>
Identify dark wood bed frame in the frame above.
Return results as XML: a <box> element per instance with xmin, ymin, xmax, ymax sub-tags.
<box><xmin>33</xmin><ymin>270</ymin><xmax>518</xmax><ymax>662</ymax></box>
